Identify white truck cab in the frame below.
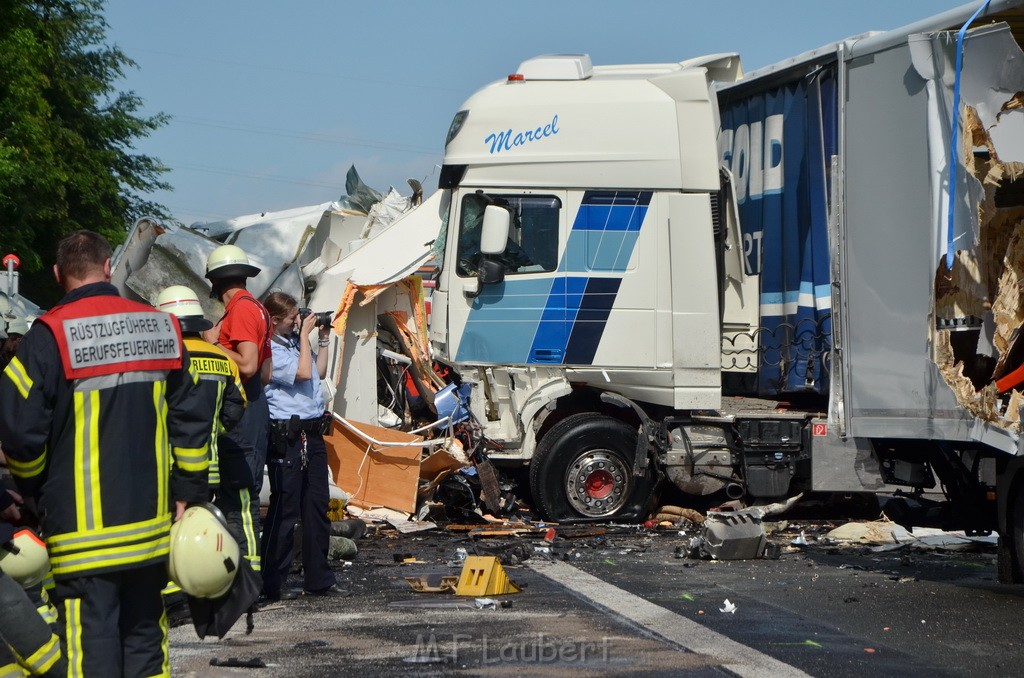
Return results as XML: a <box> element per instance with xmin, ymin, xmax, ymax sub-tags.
<box><xmin>425</xmin><ymin>53</ymin><xmax>765</xmax><ymax>519</ymax></box>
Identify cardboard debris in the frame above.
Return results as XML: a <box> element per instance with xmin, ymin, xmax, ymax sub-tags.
<box><xmin>326</xmin><ymin>419</ymin><xmax>423</xmax><ymax>514</ymax></box>
<box><xmin>405</xmin><ymin>576</ymin><xmax>458</xmax><ymax>593</ymax></box>
<box><xmin>387</xmin><ymin>518</ymin><xmax>437</xmax><ymax>534</ymax></box>
<box><xmin>419</xmin><ymin>447</ymin><xmax>470</xmax><ymax>481</ymax></box>
<box><xmin>827</xmin><ymin>521</ymin><xmax>999</xmax><ymax>550</ymax></box>
<box><xmin>826</xmin><ymin>521</ymin><xmax>913</xmax><ymax>544</ymax></box>
<box><xmin>346</xmin><ymin>505</ymin><xmax>411</xmax><ymax>523</ymax></box>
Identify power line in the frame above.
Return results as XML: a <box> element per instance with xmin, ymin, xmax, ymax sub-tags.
<box><xmin>165</xmin><ymin>160</ymin><xmax>346</xmax><ymax>190</ymax></box>
<box><xmin>160</xmin><ymin>205</ymin><xmax>235</xmax><ymax>221</ymax></box>
<box><xmin>159</xmin><ymin>114</ymin><xmax>441</xmax><ymax>156</ymax></box>
<box><xmin>127</xmin><ymin>46</ymin><xmax>468</xmax><ymax>95</ymax></box>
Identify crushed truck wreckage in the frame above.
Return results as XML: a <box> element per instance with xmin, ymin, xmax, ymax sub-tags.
<box><xmin>109</xmin><ymin>168</ymin><xmax>740</xmax><ymax>532</ymax></box>
<box><xmin>109</xmin><ymin>167</ymin><xmax>498</xmax><ymax>521</ymax></box>
<box><xmin>112</xmin><ymin>7</ymin><xmax>1024</xmax><ymax>587</ymax></box>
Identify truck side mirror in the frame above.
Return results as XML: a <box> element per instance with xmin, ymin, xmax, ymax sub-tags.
<box><xmin>480</xmin><ymin>205</ymin><xmax>511</xmax><ymax>255</ymax></box>
<box><xmin>477</xmin><ymin>258</ymin><xmax>505</xmax><ymax>286</ymax></box>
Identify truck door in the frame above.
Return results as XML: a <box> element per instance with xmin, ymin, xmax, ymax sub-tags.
<box><xmin>444</xmin><ymin>190</ymin><xmax>566</xmax><ymax>364</ymax></box>
<box><xmin>445</xmin><ymin>189</ymin><xmax>657</xmax><ymax>367</ymax></box>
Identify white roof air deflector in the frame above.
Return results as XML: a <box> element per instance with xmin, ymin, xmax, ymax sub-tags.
<box><xmin>335</xmin><ymin>188</ymin><xmax>450</xmax><ymax>287</ymax></box>
<box><xmin>516</xmin><ymin>54</ymin><xmax>593</xmax><ymax>80</ymax></box>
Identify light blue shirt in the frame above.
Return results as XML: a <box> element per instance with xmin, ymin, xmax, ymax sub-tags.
<box><xmin>266</xmin><ymin>334</ymin><xmax>325</xmax><ymax>420</ymax></box>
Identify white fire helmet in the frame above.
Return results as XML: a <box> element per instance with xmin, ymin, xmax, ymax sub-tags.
<box><xmin>205</xmin><ymin>244</ymin><xmax>260</xmax><ymax>281</ymax></box>
<box><xmin>0</xmin><ymin>529</ymin><xmax>50</xmax><ymax>588</ymax></box>
<box><xmin>168</xmin><ymin>504</ymin><xmax>240</xmax><ymax>599</ymax></box>
<box><xmin>155</xmin><ymin>285</ymin><xmax>213</xmax><ymax>333</ymax></box>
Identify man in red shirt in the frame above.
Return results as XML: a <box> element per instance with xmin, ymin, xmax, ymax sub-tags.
<box><xmin>202</xmin><ymin>244</ymin><xmax>271</xmax><ymax>576</ymax></box>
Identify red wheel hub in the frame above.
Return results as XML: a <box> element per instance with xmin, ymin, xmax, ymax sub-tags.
<box><xmin>585</xmin><ymin>469</ymin><xmax>615</xmax><ymax>499</ymax></box>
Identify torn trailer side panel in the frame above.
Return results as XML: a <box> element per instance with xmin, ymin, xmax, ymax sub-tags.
<box><xmin>716</xmin><ymin>6</ymin><xmax>1024</xmax><ymax>458</ymax></box>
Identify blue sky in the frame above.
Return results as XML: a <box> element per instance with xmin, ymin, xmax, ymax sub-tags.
<box><xmin>104</xmin><ymin>1</ymin><xmax>973</xmax><ymax>226</ymax></box>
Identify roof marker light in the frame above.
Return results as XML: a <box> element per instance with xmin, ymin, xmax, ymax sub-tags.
<box><xmin>507</xmin><ymin>73</ymin><xmax>525</xmax><ymax>82</ymax></box>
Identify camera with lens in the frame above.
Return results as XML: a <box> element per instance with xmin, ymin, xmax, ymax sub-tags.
<box><xmin>299</xmin><ymin>308</ymin><xmax>333</xmax><ymax>328</ymax></box>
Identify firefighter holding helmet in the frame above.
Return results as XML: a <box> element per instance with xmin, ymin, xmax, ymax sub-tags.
<box><xmin>201</xmin><ymin>245</ymin><xmax>272</xmax><ymax>576</ymax></box>
<box><xmin>155</xmin><ymin>285</ymin><xmax>252</xmax><ymax>627</ymax></box>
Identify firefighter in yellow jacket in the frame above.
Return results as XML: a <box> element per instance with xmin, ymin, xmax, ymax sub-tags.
<box><xmin>0</xmin><ymin>231</ymin><xmax>210</xmax><ymax>677</ymax></box>
<box><xmin>154</xmin><ymin>286</ymin><xmax>248</xmax><ymax>626</ymax></box>
<box><xmin>156</xmin><ymin>286</ymin><xmax>247</xmax><ymax>494</ymax></box>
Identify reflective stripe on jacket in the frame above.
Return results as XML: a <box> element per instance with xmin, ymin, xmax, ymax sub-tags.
<box><xmin>183</xmin><ymin>336</ymin><xmax>246</xmax><ymax>486</ymax></box>
<box><xmin>0</xmin><ymin>283</ymin><xmax>211</xmax><ymax>579</ymax></box>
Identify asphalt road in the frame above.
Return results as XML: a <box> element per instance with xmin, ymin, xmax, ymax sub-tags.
<box><xmin>169</xmin><ymin>522</ymin><xmax>1024</xmax><ymax>677</ymax></box>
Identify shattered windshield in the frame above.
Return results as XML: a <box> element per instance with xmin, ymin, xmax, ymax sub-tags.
<box><xmin>456</xmin><ymin>193</ymin><xmax>560</xmax><ymax>277</ymax></box>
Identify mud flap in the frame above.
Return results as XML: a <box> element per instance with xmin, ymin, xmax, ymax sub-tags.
<box><xmin>633</xmin><ymin>420</ymin><xmax>653</xmax><ymax>478</ymax></box>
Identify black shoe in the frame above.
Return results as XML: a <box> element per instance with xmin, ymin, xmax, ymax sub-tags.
<box><xmin>261</xmin><ymin>587</ymin><xmax>301</xmax><ymax>602</ymax></box>
<box><xmin>303</xmin><ymin>584</ymin><xmax>350</xmax><ymax>598</ymax></box>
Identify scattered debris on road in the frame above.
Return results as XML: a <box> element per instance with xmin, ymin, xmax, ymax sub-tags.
<box><xmin>209</xmin><ymin>657</ymin><xmax>267</xmax><ymax>669</ymax></box>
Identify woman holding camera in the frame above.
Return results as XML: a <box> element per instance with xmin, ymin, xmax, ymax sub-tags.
<box><xmin>260</xmin><ymin>292</ymin><xmax>341</xmax><ymax>600</ymax></box>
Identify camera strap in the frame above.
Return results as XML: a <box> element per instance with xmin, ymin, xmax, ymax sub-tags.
<box><xmin>271</xmin><ymin>334</ymin><xmax>295</xmax><ymax>349</ymax></box>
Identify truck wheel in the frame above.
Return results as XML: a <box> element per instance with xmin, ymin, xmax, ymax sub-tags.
<box><xmin>529</xmin><ymin>413</ymin><xmax>656</xmax><ymax>522</ymax></box>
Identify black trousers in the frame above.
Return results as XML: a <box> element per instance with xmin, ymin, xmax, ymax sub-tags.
<box><xmin>216</xmin><ymin>388</ymin><xmax>268</xmax><ymax>571</ymax></box>
<box><xmin>0</xmin><ymin>572</ymin><xmax>64</xmax><ymax>676</ymax></box>
<box><xmin>211</xmin><ymin>483</ymin><xmax>261</xmax><ymax>575</ymax></box>
<box><xmin>52</xmin><ymin>563</ymin><xmax>167</xmax><ymax>677</ymax></box>
<box><xmin>260</xmin><ymin>431</ymin><xmax>335</xmax><ymax>597</ymax></box>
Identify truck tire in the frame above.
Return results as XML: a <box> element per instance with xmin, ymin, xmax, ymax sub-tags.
<box><xmin>529</xmin><ymin>413</ymin><xmax>656</xmax><ymax>522</ymax></box>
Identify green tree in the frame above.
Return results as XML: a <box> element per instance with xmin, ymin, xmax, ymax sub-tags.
<box><xmin>0</xmin><ymin>0</ymin><xmax>169</xmax><ymax>305</ymax></box>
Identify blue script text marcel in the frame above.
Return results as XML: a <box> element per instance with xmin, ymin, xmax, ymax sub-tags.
<box><xmin>485</xmin><ymin>115</ymin><xmax>559</xmax><ymax>154</ymax></box>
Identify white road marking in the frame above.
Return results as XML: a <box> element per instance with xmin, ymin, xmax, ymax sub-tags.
<box><xmin>528</xmin><ymin>558</ymin><xmax>812</xmax><ymax>678</ymax></box>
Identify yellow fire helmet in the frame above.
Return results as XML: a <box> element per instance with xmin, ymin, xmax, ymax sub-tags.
<box><xmin>168</xmin><ymin>504</ymin><xmax>240</xmax><ymax>599</ymax></box>
<box><xmin>155</xmin><ymin>285</ymin><xmax>213</xmax><ymax>333</ymax></box>
<box><xmin>0</xmin><ymin>529</ymin><xmax>50</xmax><ymax>588</ymax></box>
<box><xmin>205</xmin><ymin>244</ymin><xmax>260</xmax><ymax>281</ymax></box>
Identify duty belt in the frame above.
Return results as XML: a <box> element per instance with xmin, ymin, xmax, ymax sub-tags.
<box><xmin>270</xmin><ymin>417</ymin><xmax>322</xmax><ymax>434</ymax></box>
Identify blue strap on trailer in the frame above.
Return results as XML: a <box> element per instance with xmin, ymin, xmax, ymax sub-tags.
<box><xmin>945</xmin><ymin>0</ymin><xmax>993</xmax><ymax>270</ymax></box>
